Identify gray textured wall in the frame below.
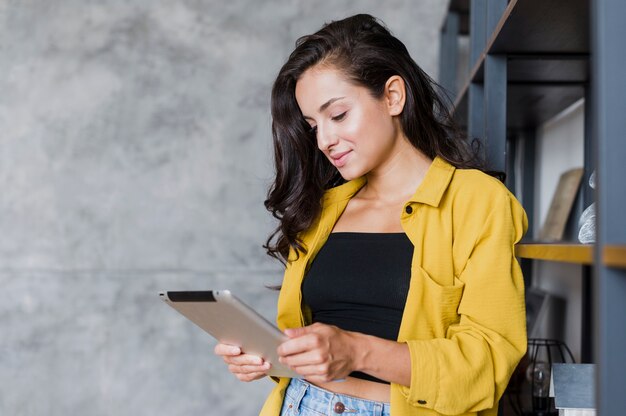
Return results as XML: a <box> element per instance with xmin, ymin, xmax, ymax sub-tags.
<box><xmin>0</xmin><ymin>1</ymin><xmax>447</xmax><ymax>414</ymax></box>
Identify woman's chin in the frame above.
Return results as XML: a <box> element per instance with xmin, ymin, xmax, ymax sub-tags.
<box><xmin>337</xmin><ymin>167</ymin><xmax>363</xmax><ymax>181</ymax></box>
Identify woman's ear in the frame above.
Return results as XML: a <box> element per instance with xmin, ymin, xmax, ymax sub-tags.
<box><xmin>384</xmin><ymin>75</ymin><xmax>406</xmax><ymax>116</ymax></box>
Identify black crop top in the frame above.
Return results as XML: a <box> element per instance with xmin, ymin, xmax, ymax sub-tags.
<box><xmin>302</xmin><ymin>232</ymin><xmax>414</xmax><ymax>384</ymax></box>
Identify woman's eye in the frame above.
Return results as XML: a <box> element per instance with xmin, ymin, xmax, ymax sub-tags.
<box><xmin>308</xmin><ymin>125</ymin><xmax>318</xmax><ymax>135</ymax></box>
<box><xmin>331</xmin><ymin>111</ymin><xmax>347</xmax><ymax>122</ymax></box>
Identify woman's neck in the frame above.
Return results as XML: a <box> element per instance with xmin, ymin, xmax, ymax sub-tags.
<box><xmin>361</xmin><ymin>143</ymin><xmax>432</xmax><ymax>204</ymax></box>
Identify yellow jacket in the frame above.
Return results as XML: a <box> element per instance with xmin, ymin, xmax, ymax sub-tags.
<box><xmin>260</xmin><ymin>156</ymin><xmax>528</xmax><ymax>416</ymax></box>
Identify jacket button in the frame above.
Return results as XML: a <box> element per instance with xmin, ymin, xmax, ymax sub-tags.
<box><xmin>405</xmin><ymin>205</ymin><xmax>413</xmax><ymax>214</ymax></box>
<box><xmin>333</xmin><ymin>401</ymin><xmax>345</xmax><ymax>413</ymax></box>
<box><xmin>417</xmin><ymin>400</ymin><xmax>427</xmax><ymax>405</ymax></box>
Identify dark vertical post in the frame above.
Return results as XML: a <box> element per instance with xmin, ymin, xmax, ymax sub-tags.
<box><xmin>469</xmin><ymin>0</ymin><xmax>487</xmax><ymax>65</ymax></box>
<box><xmin>505</xmin><ymin>131</ymin><xmax>516</xmax><ymax>192</ymax></box>
<box><xmin>484</xmin><ymin>55</ymin><xmax>507</xmax><ymax>172</ymax></box>
<box><xmin>468</xmin><ymin>0</ymin><xmax>487</xmax><ymax>142</ymax></box>
<box><xmin>439</xmin><ymin>11</ymin><xmax>460</xmax><ymax>97</ymax></box>
<box><xmin>521</xmin><ymin>129</ymin><xmax>536</xmax><ymax>239</ymax></box>
<box><xmin>520</xmin><ymin>129</ymin><xmax>536</xmax><ymax>288</ymax></box>
<box><xmin>483</xmin><ymin>0</ymin><xmax>508</xmax><ymax>173</ymax></box>
<box><xmin>592</xmin><ymin>0</ymin><xmax>626</xmax><ymax>414</ymax></box>
<box><xmin>486</xmin><ymin>0</ymin><xmax>507</xmax><ymax>37</ymax></box>
<box><xmin>468</xmin><ymin>84</ymin><xmax>485</xmax><ymax>143</ymax></box>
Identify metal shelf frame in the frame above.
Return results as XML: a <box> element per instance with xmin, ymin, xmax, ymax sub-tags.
<box><xmin>439</xmin><ymin>0</ymin><xmax>626</xmax><ymax>413</ymax></box>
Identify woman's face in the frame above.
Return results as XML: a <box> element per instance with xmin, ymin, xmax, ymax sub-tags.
<box><xmin>295</xmin><ymin>65</ymin><xmax>404</xmax><ymax>181</ymax></box>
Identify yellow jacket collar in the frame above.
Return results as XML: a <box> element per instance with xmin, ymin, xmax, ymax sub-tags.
<box><xmin>407</xmin><ymin>156</ymin><xmax>455</xmax><ymax>207</ymax></box>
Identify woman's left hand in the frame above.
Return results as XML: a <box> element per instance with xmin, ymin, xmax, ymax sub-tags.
<box><xmin>277</xmin><ymin>322</ymin><xmax>360</xmax><ymax>383</ymax></box>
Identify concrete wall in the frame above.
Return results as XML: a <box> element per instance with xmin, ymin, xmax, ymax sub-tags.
<box><xmin>0</xmin><ymin>1</ymin><xmax>447</xmax><ymax>414</ymax></box>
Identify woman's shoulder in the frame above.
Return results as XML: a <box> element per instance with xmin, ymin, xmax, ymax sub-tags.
<box><xmin>451</xmin><ymin>168</ymin><xmax>510</xmax><ymax>196</ymax></box>
<box><xmin>446</xmin><ymin>168</ymin><xmax>528</xmax><ymax>239</ymax></box>
<box><xmin>447</xmin><ymin>168</ymin><xmax>521</xmax><ymax>212</ymax></box>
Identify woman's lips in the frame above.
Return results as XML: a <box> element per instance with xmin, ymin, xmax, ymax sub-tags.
<box><xmin>330</xmin><ymin>150</ymin><xmax>351</xmax><ymax>167</ymax></box>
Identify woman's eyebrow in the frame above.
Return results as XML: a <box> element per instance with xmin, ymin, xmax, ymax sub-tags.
<box><xmin>303</xmin><ymin>96</ymin><xmax>346</xmax><ymax>120</ymax></box>
<box><xmin>318</xmin><ymin>96</ymin><xmax>345</xmax><ymax>112</ymax></box>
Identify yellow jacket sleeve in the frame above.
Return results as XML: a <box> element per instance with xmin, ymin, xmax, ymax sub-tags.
<box><xmin>400</xmin><ymin>191</ymin><xmax>528</xmax><ymax>415</ymax></box>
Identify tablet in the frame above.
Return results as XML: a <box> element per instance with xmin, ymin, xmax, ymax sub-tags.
<box><xmin>159</xmin><ymin>290</ymin><xmax>300</xmax><ymax>378</ymax></box>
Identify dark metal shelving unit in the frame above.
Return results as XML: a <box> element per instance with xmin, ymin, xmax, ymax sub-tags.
<box><xmin>440</xmin><ymin>0</ymin><xmax>626</xmax><ymax>414</ymax></box>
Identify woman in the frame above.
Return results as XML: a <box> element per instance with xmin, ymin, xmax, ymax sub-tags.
<box><xmin>216</xmin><ymin>14</ymin><xmax>528</xmax><ymax>416</ymax></box>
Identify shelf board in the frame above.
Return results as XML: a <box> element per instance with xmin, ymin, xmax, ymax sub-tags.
<box><xmin>603</xmin><ymin>245</ymin><xmax>626</xmax><ymax>268</ymax></box>
<box><xmin>516</xmin><ymin>243</ymin><xmax>593</xmax><ymax>265</ymax></box>
<box><xmin>516</xmin><ymin>244</ymin><xmax>626</xmax><ymax>268</ymax></box>
<box><xmin>488</xmin><ymin>0</ymin><xmax>589</xmax><ymax>55</ymax></box>
<box><xmin>507</xmin><ymin>84</ymin><xmax>585</xmax><ymax>129</ymax></box>
<box><xmin>452</xmin><ymin>82</ymin><xmax>585</xmax><ymax>130</ymax></box>
<box><xmin>506</xmin><ymin>56</ymin><xmax>588</xmax><ymax>83</ymax></box>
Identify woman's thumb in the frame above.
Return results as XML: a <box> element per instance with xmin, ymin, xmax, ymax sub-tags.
<box><xmin>284</xmin><ymin>326</ymin><xmax>308</xmax><ymax>338</ymax></box>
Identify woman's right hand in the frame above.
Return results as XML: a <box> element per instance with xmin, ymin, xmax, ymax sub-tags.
<box><xmin>214</xmin><ymin>343</ymin><xmax>271</xmax><ymax>382</ymax></box>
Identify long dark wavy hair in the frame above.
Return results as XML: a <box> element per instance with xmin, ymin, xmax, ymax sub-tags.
<box><xmin>264</xmin><ymin>14</ymin><xmax>486</xmax><ymax>264</ymax></box>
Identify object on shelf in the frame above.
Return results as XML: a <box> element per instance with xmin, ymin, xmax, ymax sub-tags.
<box><xmin>506</xmin><ymin>339</ymin><xmax>575</xmax><ymax>416</ymax></box>
<box><xmin>539</xmin><ymin>168</ymin><xmax>584</xmax><ymax>241</ymax></box>
<box><xmin>549</xmin><ymin>364</ymin><xmax>596</xmax><ymax>416</ymax></box>
<box><xmin>578</xmin><ymin>171</ymin><xmax>596</xmax><ymax>244</ymax></box>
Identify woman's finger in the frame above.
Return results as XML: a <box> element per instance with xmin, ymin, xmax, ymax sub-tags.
<box><xmin>279</xmin><ymin>349</ymin><xmax>326</xmax><ymax>367</ymax></box>
<box><xmin>235</xmin><ymin>371</ymin><xmax>268</xmax><ymax>382</ymax></box>
<box><xmin>224</xmin><ymin>353</ymin><xmax>266</xmax><ymax>366</ymax></box>
<box><xmin>278</xmin><ymin>333</ymin><xmax>324</xmax><ymax>357</ymax></box>
<box><xmin>291</xmin><ymin>363</ymin><xmax>331</xmax><ymax>378</ymax></box>
<box><xmin>214</xmin><ymin>343</ymin><xmax>241</xmax><ymax>356</ymax></box>
<box><xmin>228</xmin><ymin>362</ymin><xmax>271</xmax><ymax>375</ymax></box>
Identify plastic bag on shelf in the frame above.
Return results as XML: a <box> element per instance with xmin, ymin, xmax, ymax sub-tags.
<box><xmin>578</xmin><ymin>171</ymin><xmax>596</xmax><ymax>244</ymax></box>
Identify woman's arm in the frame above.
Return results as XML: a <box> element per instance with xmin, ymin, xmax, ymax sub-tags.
<box><xmin>396</xmin><ymin>190</ymin><xmax>528</xmax><ymax>414</ymax></box>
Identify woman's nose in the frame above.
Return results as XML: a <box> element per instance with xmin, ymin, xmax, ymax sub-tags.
<box><xmin>316</xmin><ymin>124</ymin><xmax>338</xmax><ymax>151</ymax></box>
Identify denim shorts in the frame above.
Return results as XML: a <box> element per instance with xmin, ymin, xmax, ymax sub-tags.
<box><xmin>280</xmin><ymin>378</ymin><xmax>391</xmax><ymax>416</ymax></box>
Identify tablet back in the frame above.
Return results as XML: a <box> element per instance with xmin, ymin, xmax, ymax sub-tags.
<box><xmin>160</xmin><ymin>290</ymin><xmax>299</xmax><ymax>378</ymax></box>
